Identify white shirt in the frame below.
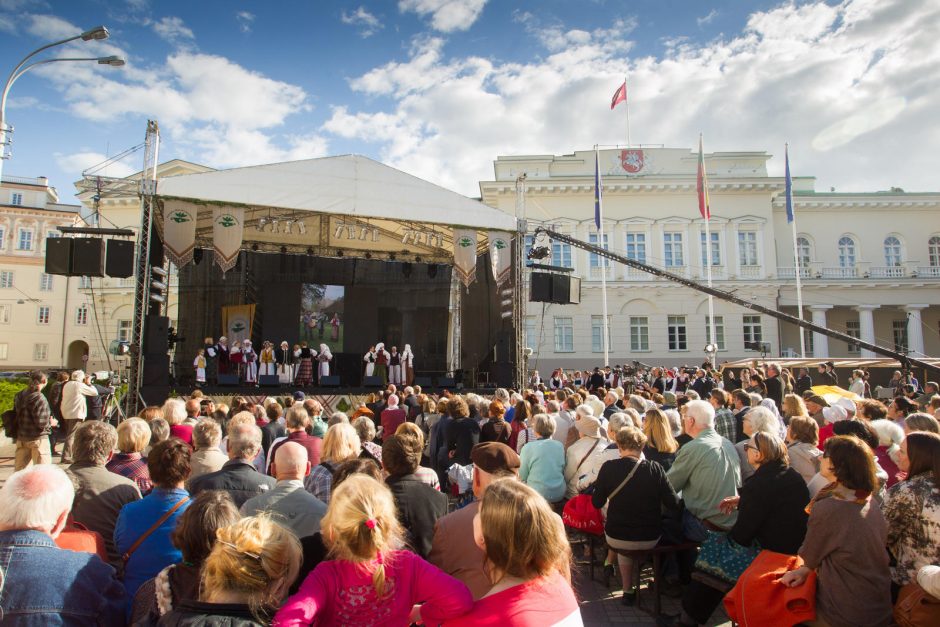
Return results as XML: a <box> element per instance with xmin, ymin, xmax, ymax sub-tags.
<box><xmin>60</xmin><ymin>380</ymin><xmax>98</xmax><ymax>421</ymax></box>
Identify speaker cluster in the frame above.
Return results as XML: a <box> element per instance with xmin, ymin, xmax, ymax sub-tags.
<box><xmin>44</xmin><ymin>237</ymin><xmax>135</xmax><ymax>278</ymax></box>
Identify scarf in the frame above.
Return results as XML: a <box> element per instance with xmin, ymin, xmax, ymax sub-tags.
<box><xmin>805</xmin><ymin>481</ymin><xmax>871</xmax><ymax>515</ymax></box>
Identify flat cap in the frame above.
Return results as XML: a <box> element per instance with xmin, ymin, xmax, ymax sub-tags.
<box><xmin>471</xmin><ymin>442</ymin><xmax>521</xmax><ymax>474</ymax></box>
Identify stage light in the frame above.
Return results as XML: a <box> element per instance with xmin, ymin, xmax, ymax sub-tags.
<box><xmin>402</xmin><ymin>262</ymin><xmax>412</xmax><ymax>278</ymax></box>
<box><xmin>428</xmin><ymin>264</ymin><xmax>438</xmax><ymax>278</ymax></box>
<box><xmin>365</xmin><ymin>252</ymin><xmax>372</xmax><ymax>259</ymax></box>
<box><xmin>334</xmin><ymin>224</ymin><xmax>345</xmax><ymax>239</ymax></box>
<box><xmin>251</xmin><ymin>243</ymin><xmax>259</xmax><ymax>251</ymax></box>
<box><xmin>283</xmin><ymin>219</ymin><xmax>293</xmax><ymax>234</ymax></box>
<box><xmin>359</xmin><ymin>226</ymin><xmax>369</xmax><ymax>240</ymax></box>
<box><xmin>527</xmin><ymin>245</ymin><xmax>550</xmax><ymax>260</ymax></box>
<box><xmin>270</xmin><ymin>218</ymin><xmax>279</xmax><ymax>233</ymax></box>
<box><xmin>415</xmin><ymin>256</ymin><xmax>421</xmax><ymax>262</ymax></box>
<box><xmin>296</xmin><ymin>221</ymin><xmax>306</xmax><ymax>234</ymax></box>
<box><xmin>256</xmin><ymin>217</ymin><xmax>267</xmax><ymax>231</ymax></box>
<box><xmin>389</xmin><ymin>253</ymin><xmax>396</xmax><ymax>261</ymax></box>
<box><xmin>193</xmin><ymin>248</ymin><xmax>203</xmax><ymax>265</ymax></box>
<box><xmin>280</xmin><ymin>245</ymin><xmax>287</xmax><ymax>253</ymax></box>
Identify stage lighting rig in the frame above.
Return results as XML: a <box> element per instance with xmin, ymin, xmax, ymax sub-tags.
<box><xmin>527</xmin><ymin>245</ymin><xmax>550</xmax><ymax>260</ymax></box>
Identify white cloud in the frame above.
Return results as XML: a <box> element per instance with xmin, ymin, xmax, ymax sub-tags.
<box><xmin>399</xmin><ymin>0</ymin><xmax>488</xmax><ymax>33</ymax></box>
<box><xmin>236</xmin><ymin>11</ymin><xmax>254</xmax><ymax>33</ymax></box>
<box><xmin>341</xmin><ymin>6</ymin><xmax>383</xmax><ymax>37</ymax></box>
<box><xmin>25</xmin><ymin>13</ymin><xmax>80</xmax><ymax>40</ymax></box>
<box><xmin>323</xmin><ymin>0</ymin><xmax>940</xmax><ymax>196</ymax></box>
<box><xmin>152</xmin><ymin>16</ymin><xmax>194</xmax><ymax>43</ymax></box>
<box><xmin>55</xmin><ymin>151</ymin><xmax>137</xmax><ymax>178</ymax></box>
<box><xmin>697</xmin><ymin>9</ymin><xmax>719</xmax><ymax>27</ymax></box>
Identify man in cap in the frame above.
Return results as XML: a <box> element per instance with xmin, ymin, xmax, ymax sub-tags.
<box><xmin>428</xmin><ymin>442</ymin><xmax>521</xmax><ymax>599</ymax></box>
<box><xmin>59</xmin><ymin>370</ymin><xmax>100</xmax><ymax>464</ymax></box>
<box><xmin>804</xmin><ymin>394</ymin><xmax>830</xmax><ymax>428</ymax></box>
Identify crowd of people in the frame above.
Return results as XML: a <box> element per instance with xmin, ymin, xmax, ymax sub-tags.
<box><xmin>2</xmin><ymin>361</ymin><xmax>939</xmax><ymax>626</ymax></box>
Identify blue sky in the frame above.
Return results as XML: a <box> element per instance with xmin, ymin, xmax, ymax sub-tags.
<box><xmin>0</xmin><ymin>0</ymin><xmax>937</xmax><ymax>200</ymax></box>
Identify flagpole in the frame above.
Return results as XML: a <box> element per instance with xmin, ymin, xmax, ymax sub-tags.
<box><xmin>786</xmin><ymin>143</ymin><xmax>807</xmax><ymax>358</ymax></box>
<box><xmin>624</xmin><ymin>75</ymin><xmax>631</xmax><ymax>147</ymax></box>
<box><xmin>596</xmin><ymin>147</ymin><xmax>610</xmax><ymax>367</ymax></box>
<box><xmin>700</xmin><ymin>134</ymin><xmax>717</xmax><ymax>368</ymax></box>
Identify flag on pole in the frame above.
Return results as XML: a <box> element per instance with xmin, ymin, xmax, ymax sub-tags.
<box><xmin>610</xmin><ymin>80</ymin><xmax>627</xmax><ymax>110</ymax></box>
<box><xmin>697</xmin><ymin>134</ymin><xmax>711</xmax><ymax>219</ymax></box>
<box><xmin>785</xmin><ymin>143</ymin><xmax>794</xmax><ymax>223</ymax></box>
<box><xmin>594</xmin><ymin>150</ymin><xmax>603</xmax><ymax>229</ymax></box>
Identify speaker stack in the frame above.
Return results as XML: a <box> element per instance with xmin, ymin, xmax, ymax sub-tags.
<box><xmin>43</xmin><ymin>237</ymin><xmax>135</xmax><ymax>279</ymax></box>
<box><xmin>529</xmin><ymin>272</ymin><xmax>581</xmax><ymax>304</ymax></box>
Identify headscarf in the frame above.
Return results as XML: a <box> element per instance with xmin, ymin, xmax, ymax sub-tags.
<box><xmin>759</xmin><ymin>398</ymin><xmax>787</xmax><ymax>438</ymax></box>
<box><xmin>388</xmin><ymin>394</ymin><xmax>399</xmax><ymax>408</ymax></box>
<box><xmin>319</xmin><ymin>344</ymin><xmax>332</xmax><ymax>359</ymax></box>
<box><xmin>376</xmin><ymin>342</ymin><xmax>385</xmax><ymax>351</ymax></box>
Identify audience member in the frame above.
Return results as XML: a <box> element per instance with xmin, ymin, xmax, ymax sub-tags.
<box><xmin>383</xmin><ymin>433</ymin><xmax>448</xmax><ymax>558</ymax></box>
<box><xmin>303</xmin><ymin>422</ymin><xmax>361</xmax><ymax>504</ymax></box>
<box><xmin>564</xmin><ymin>413</ymin><xmax>607</xmax><ymax>498</ymax></box>
<box><xmin>447</xmin><ymin>396</ymin><xmax>482</xmax><ymax>465</ymax></box>
<box><xmin>480</xmin><ymin>400</ymin><xmax>511</xmax><ymax>445</ymax></box>
<box><xmin>107</xmin><ymin>417</ymin><xmax>153</xmax><ymax>495</ymax></box>
<box><xmin>188</xmin><ymin>418</ymin><xmax>228</xmax><ymax>480</ymax></box>
<box><xmin>642</xmin><ymin>407</ymin><xmax>680</xmax><ymax>471</ymax></box>
<box><xmin>354</xmin><ymin>414</ymin><xmax>382</xmax><ymax>463</ymax></box>
<box><xmin>11</xmin><ymin>370</ymin><xmax>54</xmax><ymax>471</ymax></box>
<box><xmin>709</xmin><ymin>389</ymin><xmax>736</xmax><ymax>442</ymax></box>
<box><xmin>275</xmin><ymin>474</ymin><xmax>473</xmax><ymax>625</ymax></box>
<box><xmin>163</xmin><ymin>398</ymin><xmax>193</xmax><ymax>446</ymax></box>
<box><xmin>241</xmin><ymin>441</ymin><xmax>326</xmax><ymax>540</ymax></box>
<box><xmin>904</xmin><ymin>412</ymin><xmax>940</xmax><ymax>435</ymax></box>
<box><xmin>59</xmin><ymin>369</ymin><xmax>100</xmax><ymax>463</ymax></box>
<box><xmin>786</xmin><ymin>415</ymin><xmax>822</xmax><ymax>484</ymax></box>
<box><xmin>394</xmin><ymin>421</ymin><xmax>441</xmax><ymax>490</ymax></box>
<box><xmin>519</xmin><ymin>413</ymin><xmax>566</xmax><ymax>502</ymax></box>
<box><xmin>735</xmin><ymin>405</ymin><xmax>779</xmax><ymax>481</ymax></box>
<box><xmin>188</xmin><ymin>422</ymin><xmax>276</xmax><ymax>507</ymax></box>
<box><xmin>269</xmin><ymin>404</ymin><xmax>323</xmax><ymax>471</ymax></box>
<box><xmin>380</xmin><ymin>394</ymin><xmax>407</xmax><ymax>441</ymax></box>
<box><xmin>0</xmin><ymin>465</ymin><xmax>125</xmax><ymax>624</ymax></box>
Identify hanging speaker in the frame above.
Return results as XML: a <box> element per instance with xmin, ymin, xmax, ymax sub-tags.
<box><xmin>71</xmin><ymin>238</ymin><xmax>106</xmax><ymax>277</ymax></box>
<box><xmin>106</xmin><ymin>239</ymin><xmax>135</xmax><ymax>278</ymax></box>
<box><xmin>529</xmin><ymin>272</ymin><xmax>552</xmax><ymax>302</ymax></box>
<box><xmin>45</xmin><ymin>237</ymin><xmax>73</xmax><ymax>275</ymax></box>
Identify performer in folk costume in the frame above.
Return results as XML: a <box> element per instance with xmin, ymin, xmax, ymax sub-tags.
<box><xmin>291</xmin><ymin>344</ymin><xmax>302</xmax><ymax>383</ymax></box>
<box><xmin>194</xmin><ymin>349</ymin><xmax>207</xmax><ymax>387</ymax></box>
<box><xmin>203</xmin><ymin>337</ymin><xmax>218</xmax><ymax>384</ymax></box>
<box><xmin>294</xmin><ymin>342</ymin><xmax>316</xmax><ymax>386</ymax></box>
<box><xmin>242</xmin><ymin>340</ymin><xmax>258</xmax><ymax>385</ymax></box>
<box><xmin>258</xmin><ymin>341</ymin><xmax>276</xmax><ymax>377</ymax></box>
<box><xmin>215</xmin><ymin>336</ymin><xmax>230</xmax><ymax>376</ymax></box>
<box><xmin>317</xmin><ymin>343</ymin><xmax>333</xmax><ymax>383</ymax></box>
<box><xmin>229</xmin><ymin>340</ymin><xmax>244</xmax><ymax>380</ymax></box>
<box><xmin>388</xmin><ymin>346</ymin><xmax>402</xmax><ymax>386</ymax></box>
<box><xmin>549</xmin><ymin>369</ymin><xmax>563</xmax><ymax>390</ymax></box>
<box><xmin>363</xmin><ymin>345</ymin><xmax>377</xmax><ymax>379</ymax></box>
<box><xmin>330</xmin><ymin>313</ymin><xmax>341</xmax><ymax>342</ymax></box>
<box><xmin>374</xmin><ymin>342</ymin><xmax>390</xmax><ymax>385</ymax></box>
<box><xmin>317</xmin><ymin>313</ymin><xmax>326</xmax><ymax>339</ymax></box>
<box><xmin>275</xmin><ymin>341</ymin><xmax>294</xmax><ymax>384</ymax></box>
<box><xmin>401</xmin><ymin>344</ymin><xmax>415</xmax><ymax>386</ymax></box>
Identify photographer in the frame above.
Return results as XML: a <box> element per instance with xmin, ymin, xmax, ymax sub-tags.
<box><xmin>84</xmin><ymin>374</ymin><xmax>115</xmax><ymax>422</ymax></box>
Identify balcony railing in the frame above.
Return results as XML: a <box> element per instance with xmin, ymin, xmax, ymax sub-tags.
<box><xmin>588</xmin><ymin>266</ymin><xmax>615</xmax><ymax>280</ymax></box>
<box><xmin>821</xmin><ymin>266</ymin><xmax>858</xmax><ymax>279</ymax></box>
<box><xmin>916</xmin><ymin>266</ymin><xmax>940</xmax><ymax>278</ymax></box>
<box><xmin>869</xmin><ymin>266</ymin><xmax>905</xmax><ymax>278</ymax></box>
<box><xmin>777</xmin><ymin>267</ymin><xmax>813</xmax><ymax>279</ymax></box>
<box><xmin>738</xmin><ymin>265</ymin><xmax>762</xmax><ymax>279</ymax></box>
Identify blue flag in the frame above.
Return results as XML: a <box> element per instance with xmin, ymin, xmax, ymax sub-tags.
<box><xmin>785</xmin><ymin>144</ymin><xmax>794</xmax><ymax>223</ymax></box>
<box><xmin>594</xmin><ymin>150</ymin><xmax>602</xmax><ymax>230</ymax></box>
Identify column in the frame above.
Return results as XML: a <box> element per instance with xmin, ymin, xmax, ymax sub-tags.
<box><xmin>855</xmin><ymin>305</ymin><xmax>879</xmax><ymax>358</ymax></box>
<box><xmin>809</xmin><ymin>305</ymin><xmax>833</xmax><ymax>358</ymax></box>
<box><xmin>904</xmin><ymin>304</ymin><xmax>928</xmax><ymax>356</ymax></box>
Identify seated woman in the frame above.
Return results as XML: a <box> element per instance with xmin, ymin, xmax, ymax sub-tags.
<box><xmin>395</xmin><ymin>421</ymin><xmax>441</xmax><ymax>490</ymax></box>
<box><xmin>786</xmin><ymin>415</ymin><xmax>823</xmax><ymax>484</ymax></box>
<box><xmin>275</xmin><ymin>474</ymin><xmax>473</xmax><ymax>625</ymax></box>
<box><xmin>642</xmin><ymin>408</ymin><xmax>679</xmax><ymax>471</ymax></box>
<box><xmin>130</xmin><ymin>490</ymin><xmax>241</xmax><ymax>624</ymax></box>
<box><xmin>303</xmin><ymin>423</ymin><xmax>361</xmax><ymax>504</ymax></box>
<box><xmin>114</xmin><ymin>438</ymin><xmax>192</xmax><ymax>604</ymax></box>
<box><xmin>592</xmin><ymin>426</ymin><xmax>679</xmax><ymax>606</ymax></box>
<box><xmin>780</xmin><ymin>435</ymin><xmax>893</xmax><ymax>627</ymax></box>
<box><xmin>160</xmin><ymin>515</ymin><xmax>301</xmax><ymax>625</ymax></box>
<box><xmin>443</xmin><ymin>479</ymin><xmax>581</xmax><ymax>625</ymax></box>
<box><xmin>107</xmin><ymin>417</ymin><xmax>153</xmax><ymax>495</ymax></box>
<box><xmin>735</xmin><ymin>406</ymin><xmax>778</xmax><ymax>481</ymax></box>
<box><xmin>480</xmin><ymin>400</ymin><xmax>511</xmax><ymax>445</ymax></box>
<box><xmin>518</xmin><ymin>413</ymin><xmax>566</xmax><ymax>503</ymax></box>
<box><xmin>883</xmin><ymin>431</ymin><xmax>940</xmax><ymax>591</ymax></box>
<box><xmin>677</xmin><ymin>432</ymin><xmax>809</xmax><ymax>625</ymax></box>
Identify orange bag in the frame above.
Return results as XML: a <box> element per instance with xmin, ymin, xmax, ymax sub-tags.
<box><xmin>894</xmin><ymin>581</ymin><xmax>940</xmax><ymax>627</ymax></box>
<box><xmin>723</xmin><ymin>550</ymin><xmax>816</xmax><ymax>627</ymax></box>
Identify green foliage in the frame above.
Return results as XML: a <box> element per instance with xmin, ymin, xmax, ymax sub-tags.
<box><xmin>0</xmin><ymin>379</ymin><xmax>28</xmax><ymax>423</ymax></box>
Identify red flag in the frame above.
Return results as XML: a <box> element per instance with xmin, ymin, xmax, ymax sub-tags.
<box><xmin>610</xmin><ymin>81</ymin><xmax>627</xmax><ymax>110</ymax></box>
<box><xmin>697</xmin><ymin>135</ymin><xmax>710</xmax><ymax>219</ymax></box>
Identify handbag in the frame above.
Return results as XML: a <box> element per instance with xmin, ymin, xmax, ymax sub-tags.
<box><xmin>894</xmin><ymin>581</ymin><xmax>940</xmax><ymax>627</ymax></box>
<box><xmin>563</xmin><ymin>459</ymin><xmax>642</xmax><ymax>536</ymax></box>
<box><xmin>723</xmin><ymin>550</ymin><xmax>816</xmax><ymax>627</ymax></box>
<box><xmin>2</xmin><ymin>408</ymin><xmax>17</xmax><ymax>440</ymax></box>
<box><xmin>694</xmin><ymin>530</ymin><xmax>761</xmax><ymax>584</ymax></box>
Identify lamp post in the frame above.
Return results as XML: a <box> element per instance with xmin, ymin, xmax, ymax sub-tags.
<box><xmin>0</xmin><ymin>25</ymin><xmax>124</xmax><ymax>182</ymax></box>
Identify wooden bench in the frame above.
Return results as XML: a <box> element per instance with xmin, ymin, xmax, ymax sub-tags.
<box><xmin>607</xmin><ymin>541</ymin><xmax>700</xmax><ymax>616</ymax></box>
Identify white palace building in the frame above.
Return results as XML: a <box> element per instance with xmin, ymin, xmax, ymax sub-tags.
<box><xmin>479</xmin><ymin>147</ymin><xmax>940</xmax><ymax>370</ymax></box>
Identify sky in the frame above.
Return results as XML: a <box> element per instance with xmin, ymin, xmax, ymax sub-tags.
<box><xmin>0</xmin><ymin>0</ymin><xmax>938</xmax><ymax>202</ymax></box>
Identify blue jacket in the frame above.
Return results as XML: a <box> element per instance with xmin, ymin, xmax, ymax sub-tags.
<box><xmin>114</xmin><ymin>487</ymin><xmax>191</xmax><ymax>605</ymax></box>
<box><xmin>0</xmin><ymin>529</ymin><xmax>125</xmax><ymax>625</ymax></box>
<box><xmin>519</xmin><ymin>438</ymin><xmax>566</xmax><ymax>502</ymax></box>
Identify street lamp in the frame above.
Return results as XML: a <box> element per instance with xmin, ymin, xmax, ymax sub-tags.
<box><xmin>0</xmin><ymin>25</ymin><xmax>124</xmax><ymax>181</ymax></box>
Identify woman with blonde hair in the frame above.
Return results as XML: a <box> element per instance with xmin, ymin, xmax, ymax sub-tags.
<box><xmin>161</xmin><ymin>515</ymin><xmax>300</xmax><ymax>625</ymax></box>
<box><xmin>786</xmin><ymin>415</ymin><xmax>823</xmax><ymax>484</ymax></box>
<box><xmin>303</xmin><ymin>423</ymin><xmax>361</xmax><ymax>504</ymax></box>
<box><xmin>444</xmin><ymin>478</ymin><xmax>580</xmax><ymax>625</ymax></box>
<box><xmin>642</xmin><ymin>408</ymin><xmax>679</xmax><ymax>471</ymax></box>
<box><xmin>107</xmin><ymin>417</ymin><xmax>153</xmax><ymax>494</ymax></box>
<box><xmin>781</xmin><ymin>393</ymin><xmax>809</xmax><ymax>424</ymax></box>
<box><xmin>276</xmin><ymin>474</ymin><xmax>472</xmax><ymax>625</ymax></box>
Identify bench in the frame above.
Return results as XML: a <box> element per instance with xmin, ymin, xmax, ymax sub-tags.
<box><xmin>608</xmin><ymin>541</ymin><xmax>700</xmax><ymax>616</ymax></box>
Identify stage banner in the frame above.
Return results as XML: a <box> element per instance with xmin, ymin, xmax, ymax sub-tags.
<box><xmin>488</xmin><ymin>230</ymin><xmax>511</xmax><ymax>287</ymax></box>
<box><xmin>213</xmin><ymin>207</ymin><xmax>244</xmax><ymax>273</ymax></box>
<box><xmin>164</xmin><ymin>205</ymin><xmax>196</xmax><ymax>268</ymax></box>
<box><xmin>453</xmin><ymin>228</ymin><xmax>478</xmax><ymax>288</ymax></box>
<box><xmin>222</xmin><ymin>304</ymin><xmax>255</xmax><ymax>344</ymax></box>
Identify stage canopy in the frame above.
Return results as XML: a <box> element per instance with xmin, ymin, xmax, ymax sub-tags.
<box><xmin>155</xmin><ymin>154</ymin><xmax>517</xmax><ymax>266</ymax></box>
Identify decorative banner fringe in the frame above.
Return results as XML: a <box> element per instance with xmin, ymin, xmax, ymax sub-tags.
<box><xmin>452</xmin><ymin>228</ymin><xmax>478</xmax><ymax>288</ymax></box>
<box><xmin>164</xmin><ymin>205</ymin><xmax>196</xmax><ymax>268</ymax></box>
<box><xmin>213</xmin><ymin>207</ymin><xmax>244</xmax><ymax>273</ymax></box>
<box><xmin>488</xmin><ymin>230</ymin><xmax>511</xmax><ymax>288</ymax></box>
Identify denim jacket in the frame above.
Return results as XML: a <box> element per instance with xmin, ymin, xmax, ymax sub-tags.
<box><xmin>0</xmin><ymin>529</ymin><xmax>126</xmax><ymax>625</ymax></box>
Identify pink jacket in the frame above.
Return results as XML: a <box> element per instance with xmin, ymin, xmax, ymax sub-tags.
<box><xmin>274</xmin><ymin>549</ymin><xmax>472</xmax><ymax>626</ymax></box>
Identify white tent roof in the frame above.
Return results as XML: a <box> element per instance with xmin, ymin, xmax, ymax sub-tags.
<box><xmin>156</xmin><ymin>154</ymin><xmax>516</xmax><ymax>232</ymax></box>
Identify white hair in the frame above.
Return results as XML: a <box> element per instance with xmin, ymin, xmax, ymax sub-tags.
<box><xmin>0</xmin><ymin>465</ymin><xmax>74</xmax><ymax>532</ymax></box>
<box><xmin>746</xmin><ymin>406</ymin><xmax>779</xmax><ymax>435</ymax></box>
<box><xmin>575</xmin><ymin>403</ymin><xmax>595</xmax><ymax>418</ymax></box>
<box><xmin>664</xmin><ymin>409</ymin><xmax>682</xmax><ymax>437</ymax></box>
<box><xmin>685</xmin><ymin>400</ymin><xmax>716</xmax><ymax>428</ymax></box>
<box><xmin>871</xmin><ymin>419</ymin><xmax>905</xmax><ymax>465</ymax></box>
<box><xmin>608</xmin><ymin>412</ymin><xmax>632</xmax><ymax>432</ymax></box>
<box><xmin>622</xmin><ymin>408</ymin><xmax>642</xmax><ymax>428</ymax></box>
<box><xmin>162</xmin><ymin>398</ymin><xmax>187</xmax><ymax>426</ymax></box>
<box><xmin>228</xmin><ymin>424</ymin><xmax>263</xmax><ymax>460</ymax></box>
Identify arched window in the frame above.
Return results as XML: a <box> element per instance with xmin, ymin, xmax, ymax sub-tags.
<box><xmin>838</xmin><ymin>236</ymin><xmax>856</xmax><ymax>268</ymax></box>
<box><xmin>796</xmin><ymin>236</ymin><xmax>812</xmax><ymax>267</ymax></box>
<box><xmin>929</xmin><ymin>236</ymin><xmax>940</xmax><ymax>267</ymax></box>
<box><xmin>884</xmin><ymin>236</ymin><xmax>902</xmax><ymax>266</ymax></box>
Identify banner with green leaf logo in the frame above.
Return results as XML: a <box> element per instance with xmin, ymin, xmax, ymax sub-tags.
<box><xmin>488</xmin><ymin>231</ymin><xmax>511</xmax><ymax>287</ymax></box>
<box><xmin>452</xmin><ymin>228</ymin><xmax>477</xmax><ymax>288</ymax></box>
<box><xmin>213</xmin><ymin>207</ymin><xmax>244</xmax><ymax>273</ymax></box>
<box><xmin>164</xmin><ymin>206</ymin><xmax>196</xmax><ymax>267</ymax></box>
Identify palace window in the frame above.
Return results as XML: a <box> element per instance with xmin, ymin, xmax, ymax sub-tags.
<box><xmin>743</xmin><ymin>315</ymin><xmax>763</xmax><ymax>345</ymax></box>
<box><xmin>664</xmin><ymin>232</ymin><xmax>684</xmax><ymax>267</ymax></box>
<box><xmin>630</xmin><ymin>316</ymin><xmax>649</xmax><ymax>352</ymax></box>
<box><xmin>625</xmin><ymin>232</ymin><xmax>646</xmax><ymax>264</ymax></box>
<box><xmin>845</xmin><ymin>320</ymin><xmax>861</xmax><ymax>353</ymax></box>
<box><xmin>700</xmin><ymin>231</ymin><xmax>721</xmax><ymax>267</ymax></box>
<box><xmin>705</xmin><ymin>315</ymin><xmax>725</xmax><ymax>350</ymax></box>
<box><xmin>33</xmin><ymin>343</ymin><xmax>48</xmax><ymax>361</ymax></box>
<box><xmin>796</xmin><ymin>236</ymin><xmax>812</xmax><ymax>267</ymax></box>
<box><xmin>591</xmin><ymin>316</ymin><xmax>611</xmax><ymax>353</ymax></box>
<box><xmin>738</xmin><ymin>231</ymin><xmax>758</xmax><ymax>266</ymax></box>
<box><xmin>838</xmin><ymin>236</ymin><xmax>857</xmax><ymax>268</ymax></box>
<box><xmin>929</xmin><ymin>236</ymin><xmax>940</xmax><ymax>267</ymax></box>
<box><xmin>554</xmin><ymin>317</ymin><xmax>574</xmax><ymax>352</ymax></box>
<box><xmin>884</xmin><ymin>236</ymin><xmax>902</xmax><ymax>267</ymax></box>
<box><xmin>37</xmin><ymin>306</ymin><xmax>50</xmax><ymax>325</ymax></box>
<box><xmin>40</xmin><ymin>273</ymin><xmax>53</xmax><ymax>291</ymax></box>
<box><xmin>76</xmin><ymin>305</ymin><xmax>89</xmax><ymax>325</ymax></box>
<box><xmin>667</xmin><ymin>315</ymin><xmax>687</xmax><ymax>351</ymax></box>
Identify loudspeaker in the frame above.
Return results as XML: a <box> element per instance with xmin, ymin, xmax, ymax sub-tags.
<box><xmin>414</xmin><ymin>376</ymin><xmax>432</xmax><ymax>387</ymax></box>
<box><xmin>320</xmin><ymin>375</ymin><xmax>340</xmax><ymax>387</ymax></box>
<box><xmin>437</xmin><ymin>377</ymin><xmax>456</xmax><ymax>388</ymax></box>
<box><xmin>106</xmin><ymin>239</ymin><xmax>135</xmax><ymax>278</ymax></box>
<box><xmin>259</xmin><ymin>375</ymin><xmax>280</xmax><ymax>387</ymax></box>
<box><xmin>495</xmin><ymin>331</ymin><xmax>514</xmax><ymax>363</ymax></box>
<box><xmin>144</xmin><ymin>315</ymin><xmax>169</xmax><ymax>355</ymax></box>
<box><xmin>529</xmin><ymin>272</ymin><xmax>552</xmax><ymax>302</ymax></box>
<box><xmin>217</xmin><ymin>374</ymin><xmax>240</xmax><ymax>386</ymax></box>
<box><xmin>363</xmin><ymin>376</ymin><xmax>382</xmax><ymax>387</ymax></box>
<box><xmin>142</xmin><ymin>356</ymin><xmax>169</xmax><ymax>386</ymax></box>
<box><xmin>568</xmin><ymin>276</ymin><xmax>581</xmax><ymax>305</ymax></box>
<box><xmin>71</xmin><ymin>238</ymin><xmax>105</xmax><ymax>277</ymax></box>
<box><xmin>551</xmin><ymin>274</ymin><xmax>570</xmax><ymax>304</ymax></box>
<box><xmin>45</xmin><ymin>237</ymin><xmax>73</xmax><ymax>275</ymax></box>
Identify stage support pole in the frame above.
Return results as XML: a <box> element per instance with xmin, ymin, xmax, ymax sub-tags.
<box><xmin>513</xmin><ymin>173</ymin><xmax>527</xmax><ymax>390</ymax></box>
<box><xmin>447</xmin><ymin>271</ymin><xmax>462</xmax><ymax>377</ymax></box>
